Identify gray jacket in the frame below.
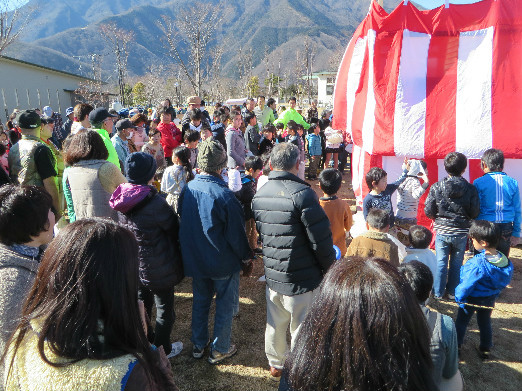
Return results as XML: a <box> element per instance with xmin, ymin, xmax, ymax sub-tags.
<box><xmin>225</xmin><ymin>127</ymin><xmax>246</xmax><ymax>169</ymax></box>
<box><xmin>0</xmin><ymin>245</ymin><xmax>39</xmax><ymax>358</ymax></box>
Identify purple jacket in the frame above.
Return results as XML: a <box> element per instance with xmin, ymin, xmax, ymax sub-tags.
<box><xmin>110</xmin><ymin>184</ymin><xmax>183</xmax><ymax>289</ymax></box>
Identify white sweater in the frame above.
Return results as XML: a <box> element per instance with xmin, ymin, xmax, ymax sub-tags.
<box><xmin>396</xmin><ymin>177</ymin><xmax>429</xmax><ymax>219</ymax></box>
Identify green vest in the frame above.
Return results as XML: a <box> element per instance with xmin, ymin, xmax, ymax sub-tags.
<box><xmin>7</xmin><ymin>135</ymin><xmax>55</xmax><ymax>187</ymax></box>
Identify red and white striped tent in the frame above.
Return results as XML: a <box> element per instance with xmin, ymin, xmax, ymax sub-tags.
<box><xmin>332</xmin><ymin>0</ymin><xmax>522</xmax><ymax>227</ymax></box>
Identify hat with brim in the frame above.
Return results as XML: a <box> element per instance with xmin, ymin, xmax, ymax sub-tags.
<box><xmin>187</xmin><ymin>96</ymin><xmax>202</xmax><ymax>105</ymax></box>
<box><xmin>17</xmin><ymin>110</ymin><xmax>41</xmax><ymax>130</ymax></box>
<box><xmin>116</xmin><ymin>119</ymin><xmax>137</xmax><ymax>133</ymax></box>
<box><xmin>89</xmin><ymin>107</ymin><xmax>117</xmax><ymax>125</ymax></box>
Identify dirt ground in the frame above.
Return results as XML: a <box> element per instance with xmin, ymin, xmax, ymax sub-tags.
<box><xmin>167</xmin><ymin>173</ymin><xmax>522</xmax><ymax>391</ymax></box>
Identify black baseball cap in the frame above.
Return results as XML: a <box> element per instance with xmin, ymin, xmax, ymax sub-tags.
<box><xmin>115</xmin><ymin>119</ymin><xmax>137</xmax><ymax>132</ymax></box>
<box><xmin>89</xmin><ymin>107</ymin><xmax>117</xmax><ymax>125</ymax></box>
<box><xmin>17</xmin><ymin>110</ymin><xmax>41</xmax><ymax>129</ymax></box>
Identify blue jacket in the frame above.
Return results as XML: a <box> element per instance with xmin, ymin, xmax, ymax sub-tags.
<box><xmin>455</xmin><ymin>250</ymin><xmax>513</xmax><ymax>305</ymax></box>
<box><xmin>178</xmin><ymin>174</ymin><xmax>252</xmax><ymax>278</ymax></box>
<box><xmin>306</xmin><ymin>134</ymin><xmax>322</xmax><ymax>156</ymax></box>
<box><xmin>473</xmin><ymin>172</ymin><xmax>521</xmax><ymax>237</ymax></box>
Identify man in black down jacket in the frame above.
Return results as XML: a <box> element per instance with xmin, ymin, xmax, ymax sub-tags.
<box><xmin>424</xmin><ymin>152</ymin><xmax>480</xmax><ymax>299</ymax></box>
<box><xmin>252</xmin><ymin>142</ymin><xmax>335</xmax><ymax>379</ymax></box>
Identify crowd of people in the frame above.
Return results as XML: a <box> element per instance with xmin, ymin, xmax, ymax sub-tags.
<box><xmin>0</xmin><ymin>94</ymin><xmax>517</xmax><ymax>390</ymax></box>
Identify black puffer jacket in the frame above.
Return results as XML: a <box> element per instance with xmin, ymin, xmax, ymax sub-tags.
<box><xmin>111</xmin><ymin>185</ymin><xmax>184</xmax><ymax>290</ymax></box>
<box><xmin>252</xmin><ymin>171</ymin><xmax>335</xmax><ymax>296</ymax></box>
<box><xmin>424</xmin><ymin>176</ymin><xmax>480</xmax><ymax>229</ymax></box>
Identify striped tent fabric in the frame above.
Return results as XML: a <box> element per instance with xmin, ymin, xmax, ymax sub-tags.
<box><xmin>333</xmin><ymin>0</ymin><xmax>522</xmax><ymax>219</ymax></box>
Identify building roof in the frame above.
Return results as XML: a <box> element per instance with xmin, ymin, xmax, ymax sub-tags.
<box><xmin>0</xmin><ymin>55</ymin><xmax>99</xmax><ymax>83</ymax></box>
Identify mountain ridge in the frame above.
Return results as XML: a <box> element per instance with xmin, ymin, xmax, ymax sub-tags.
<box><xmin>6</xmin><ymin>0</ymin><xmax>401</xmax><ymax>81</ymax></box>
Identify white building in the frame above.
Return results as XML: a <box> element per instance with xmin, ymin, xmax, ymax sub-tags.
<box><xmin>0</xmin><ymin>55</ymin><xmax>94</xmax><ymax>121</ymax></box>
<box><xmin>313</xmin><ymin>71</ymin><xmax>337</xmax><ymax>108</ymax></box>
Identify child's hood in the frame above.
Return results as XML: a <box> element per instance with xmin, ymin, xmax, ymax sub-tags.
<box><xmin>110</xmin><ymin>183</ymin><xmax>153</xmax><ymax>213</ymax></box>
<box><xmin>481</xmin><ymin>251</ymin><xmax>513</xmax><ymax>289</ymax></box>
<box><xmin>442</xmin><ymin>176</ymin><xmax>469</xmax><ymax>199</ymax></box>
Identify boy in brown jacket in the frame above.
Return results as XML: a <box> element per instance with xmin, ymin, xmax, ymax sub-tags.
<box><xmin>319</xmin><ymin>168</ymin><xmax>353</xmax><ymax>256</ymax></box>
<box><xmin>347</xmin><ymin>208</ymin><xmax>400</xmax><ymax>266</ymax></box>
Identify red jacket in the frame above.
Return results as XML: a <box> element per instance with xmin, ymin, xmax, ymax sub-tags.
<box><xmin>157</xmin><ymin>122</ymin><xmax>182</xmax><ymax>158</ymax></box>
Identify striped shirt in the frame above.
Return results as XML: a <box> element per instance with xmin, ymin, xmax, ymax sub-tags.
<box><xmin>396</xmin><ymin>176</ymin><xmax>429</xmax><ymax>219</ymax></box>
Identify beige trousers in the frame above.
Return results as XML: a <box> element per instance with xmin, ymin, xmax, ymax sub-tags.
<box><xmin>265</xmin><ymin>286</ymin><xmax>316</xmax><ymax>369</ymax></box>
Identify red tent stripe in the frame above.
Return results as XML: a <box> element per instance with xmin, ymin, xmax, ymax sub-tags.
<box><xmin>424</xmin><ymin>35</ymin><xmax>459</xmax><ymax>158</ymax></box>
<box><xmin>491</xmin><ymin>2</ymin><xmax>522</xmax><ymax>157</ymax></box>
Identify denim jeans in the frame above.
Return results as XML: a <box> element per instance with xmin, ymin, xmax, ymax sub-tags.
<box><xmin>434</xmin><ymin>233</ymin><xmax>468</xmax><ymax>297</ymax></box>
<box><xmin>138</xmin><ymin>286</ymin><xmax>175</xmax><ymax>354</ymax></box>
<box><xmin>495</xmin><ymin>222</ymin><xmax>513</xmax><ymax>257</ymax></box>
<box><xmin>191</xmin><ymin>272</ymin><xmax>240</xmax><ymax>353</ymax></box>
<box><xmin>455</xmin><ymin>295</ymin><xmax>496</xmax><ymax>349</ymax></box>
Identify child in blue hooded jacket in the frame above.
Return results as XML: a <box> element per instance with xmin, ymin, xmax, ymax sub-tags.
<box><xmin>455</xmin><ymin>220</ymin><xmax>513</xmax><ymax>359</ymax></box>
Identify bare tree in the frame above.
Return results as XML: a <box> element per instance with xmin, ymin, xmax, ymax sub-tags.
<box><xmin>0</xmin><ymin>0</ymin><xmax>34</xmax><ymax>55</ymax></box>
<box><xmin>99</xmin><ymin>22</ymin><xmax>134</xmax><ymax>106</ymax></box>
<box><xmin>159</xmin><ymin>2</ymin><xmax>223</xmax><ymax>96</ymax></box>
<box><xmin>74</xmin><ymin>54</ymin><xmax>107</xmax><ymax>108</ymax></box>
<box><xmin>302</xmin><ymin>38</ymin><xmax>317</xmax><ymax>103</ymax></box>
<box><xmin>238</xmin><ymin>46</ymin><xmax>253</xmax><ymax>96</ymax></box>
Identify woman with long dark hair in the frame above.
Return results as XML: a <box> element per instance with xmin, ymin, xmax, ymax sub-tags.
<box><xmin>280</xmin><ymin>257</ymin><xmax>437</xmax><ymax>391</ymax></box>
<box><xmin>1</xmin><ymin>219</ymin><xmax>177</xmax><ymax>390</ymax></box>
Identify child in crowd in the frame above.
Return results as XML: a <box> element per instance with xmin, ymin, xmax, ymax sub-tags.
<box><xmin>425</xmin><ymin>152</ymin><xmax>480</xmax><ymax>299</ymax></box>
<box><xmin>153</xmin><ymin>166</ymin><xmax>166</xmax><ymax>192</ymax></box>
<box><xmin>210</xmin><ymin>108</ymin><xmax>227</xmax><ymax>149</ymax></box>
<box><xmin>157</xmin><ymin>107</ymin><xmax>182</xmax><ymax>166</ymax></box>
<box><xmin>306</xmin><ymin>123</ymin><xmax>322</xmax><ymax>180</ymax></box>
<box><xmin>258</xmin><ymin>126</ymin><xmax>275</xmax><ymax>156</ymax></box>
<box><xmin>455</xmin><ymin>220</ymin><xmax>513</xmax><ymax>359</ymax></box>
<box><xmin>235</xmin><ymin>156</ymin><xmax>263</xmax><ymax>253</ymax></box>
<box><xmin>161</xmin><ymin>146</ymin><xmax>195</xmax><ymax>212</ymax></box>
<box><xmin>395</xmin><ymin>159</ymin><xmax>429</xmax><ymax>245</ymax></box>
<box><xmin>182</xmin><ymin>108</ymin><xmax>202</xmax><ymax>140</ymax></box>
<box><xmin>398</xmin><ymin>261</ymin><xmax>462</xmax><ymax>390</ymax></box>
<box><xmin>319</xmin><ymin>169</ymin><xmax>353</xmax><ymax>256</ymax></box>
<box><xmin>184</xmin><ymin>130</ymin><xmax>200</xmax><ymax>169</ymax></box>
<box><xmin>256</xmin><ymin>153</ymin><xmax>271</xmax><ymax>190</ymax></box>
<box><xmin>244</xmin><ymin>113</ymin><xmax>260</xmax><ymax>156</ymax></box>
<box><xmin>109</xmin><ymin>152</ymin><xmax>184</xmax><ymax>358</ymax></box>
<box><xmin>473</xmin><ymin>148</ymin><xmax>521</xmax><ymax>256</ymax></box>
<box><xmin>347</xmin><ymin>208</ymin><xmax>400</xmax><ymax>266</ymax></box>
<box><xmin>363</xmin><ymin>159</ymin><xmax>409</xmax><ymax>229</ymax></box>
<box><xmin>402</xmin><ymin>225</ymin><xmax>437</xmax><ymax>278</ymax></box>
<box><xmin>142</xmin><ymin>128</ymin><xmax>166</xmax><ymax>170</ymax></box>
<box><xmin>286</xmin><ymin>121</ymin><xmax>305</xmax><ymax>180</ymax></box>
<box><xmin>275</xmin><ymin>122</ymin><xmax>285</xmax><ymax>143</ymax></box>
<box><xmin>323</xmin><ymin>126</ymin><xmax>343</xmax><ymax>169</ymax></box>
<box><xmin>200</xmin><ymin>123</ymin><xmax>213</xmax><ymax>141</ymax></box>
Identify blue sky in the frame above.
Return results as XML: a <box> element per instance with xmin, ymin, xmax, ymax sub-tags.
<box><xmin>4</xmin><ymin>0</ymin><xmax>29</xmax><ymax>11</ymax></box>
<box><xmin>413</xmin><ymin>0</ymin><xmax>483</xmax><ymax>8</ymax></box>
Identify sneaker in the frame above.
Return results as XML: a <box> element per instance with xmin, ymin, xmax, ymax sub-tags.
<box><xmin>192</xmin><ymin>342</ymin><xmax>209</xmax><ymax>359</ymax></box>
<box><xmin>207</xmin><ymin>344</ymin><xmax>237</xmax><ymax>364</ymax></box>
<box><xmin>166</xmin><ymin>341</ymin><xmax>183</xmax><ymax>359</ymax></box>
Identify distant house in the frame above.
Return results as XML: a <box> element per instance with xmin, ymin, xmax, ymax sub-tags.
<box><xmin>0</xmin><ymin>55</ymin><xmax>96</xmax><ymax>121</ymax></box>
<box><xmin>313</xmin><ymin>71</ymin><xmax>337</xmax><ymax>108</ymax></box>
